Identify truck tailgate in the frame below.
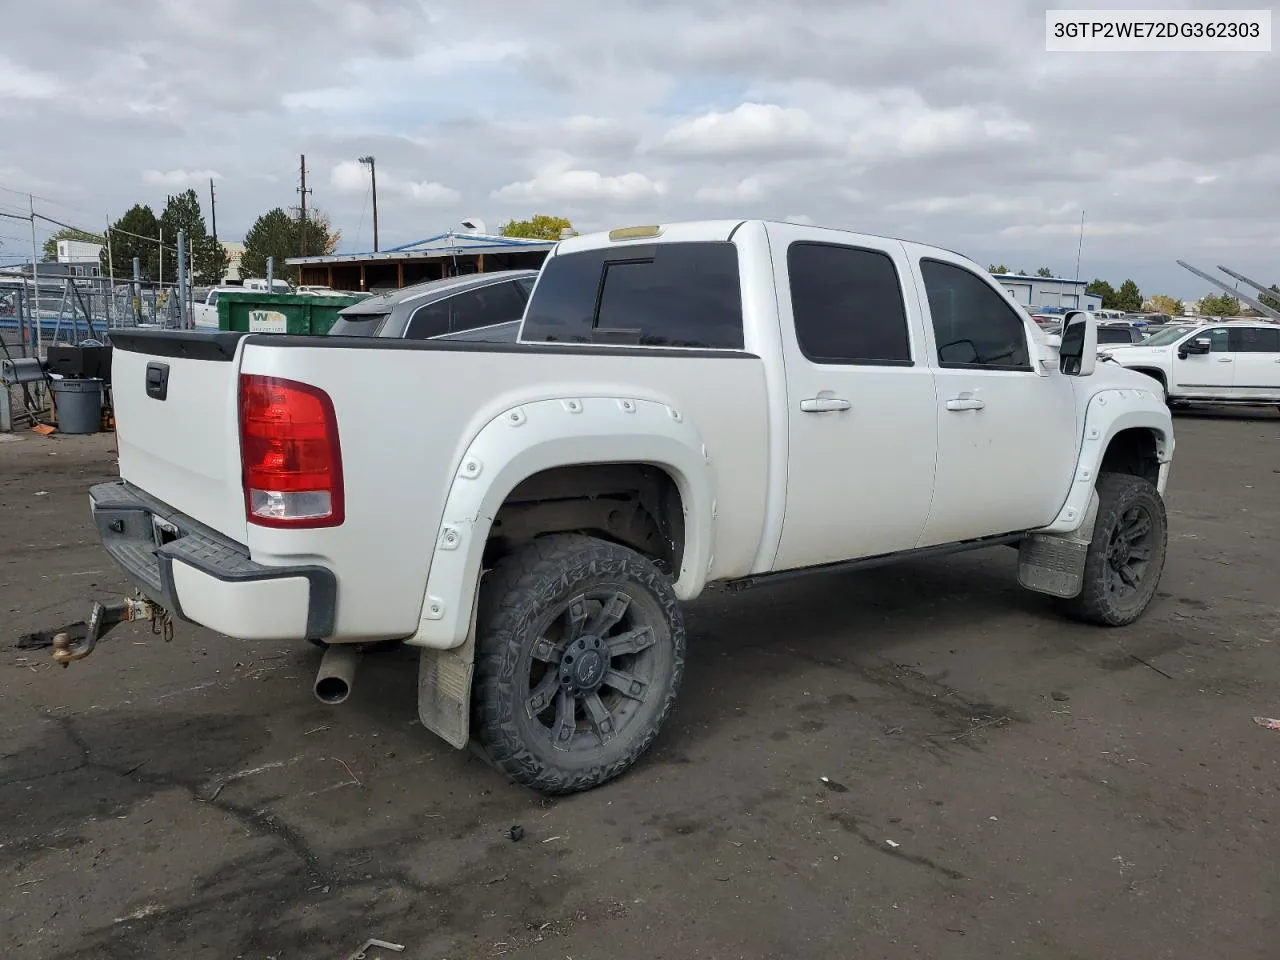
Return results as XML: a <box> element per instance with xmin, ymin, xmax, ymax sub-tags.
<box><xmin>108</xmin><ymin>330</ymin><xmax>249</xmax><ymax>542</ymax></box>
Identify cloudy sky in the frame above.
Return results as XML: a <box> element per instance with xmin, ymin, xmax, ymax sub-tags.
<box><xmin>0</xmin><ymin>0</ymin><xmax>1276</xmax><ymax>299</ymax></box>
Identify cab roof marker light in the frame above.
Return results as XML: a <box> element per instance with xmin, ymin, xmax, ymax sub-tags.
<box><xmin>609</xmin><ymin>225</ymin><xmax>663</xmax><ymax>241</ymax></box>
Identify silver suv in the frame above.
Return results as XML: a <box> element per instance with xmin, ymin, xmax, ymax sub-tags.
<box><xmin>327</xmin><ymin>269</ymin><xmax>538</xmax><ymax>342</ymax></box>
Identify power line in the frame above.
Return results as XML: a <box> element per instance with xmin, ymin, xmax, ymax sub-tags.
<box><xmin>0</xmin><ymin>182</ymin><xmax>108</xmax><ymax>221</ymax></box>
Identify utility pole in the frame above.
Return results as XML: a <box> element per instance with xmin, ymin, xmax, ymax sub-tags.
<box><xmin>132</xmin><ymin>257</ymin><xmax>142</xmax><ymax>324</ymax></box>
<box><xmin>176</xmin><ymin>229</ymin><xmax>190</xmax><ymax>328</ymax></box>
<box><xmin>1074</xmin><ymin>209</ymin><xmax>1085</xmax><ymax>283</ymax></box>
<box><xmin>28</xmin><ymin>195</ymin><xmax>41</xmax><ymax>352</ymax></box>
<box><xmin>359</xmin><ymin>155</ymin><xmax>378</xmax><ymax>252</ymax></box>
<box><xmin>105</xmin><ymin>220</ymin><xmax>116</xmax><ymax>327</ymax></box>
<box><xmin>298</xmin><ymin>154</ymin><xmax>313</xmax><ymax>257</ymax></box>
<box><xmin>209</xmin><ymin>178</ymin><xmax>218</xmax><ymax>243</ymax></box>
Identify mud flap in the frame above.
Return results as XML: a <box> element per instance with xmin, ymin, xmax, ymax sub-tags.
<box><xmin>416</xmin><ymin>583</ymin><xmax>479</xmax><ymax>749</ymax></box>
<box><xmin>1017</xmin><ymin>490</ymin><xmax>1100</xmax><ymax>599</ymax></box>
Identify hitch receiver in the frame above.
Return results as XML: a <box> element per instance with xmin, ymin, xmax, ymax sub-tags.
<box><xmin>52</xmin><ymin>594</ymin><xmax>172</xmax><ymax>667</ymax></box>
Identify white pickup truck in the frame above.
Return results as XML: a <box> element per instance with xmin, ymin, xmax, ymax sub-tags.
<box><xmin>1100</xmin><ymin>319</ymin><xmax>1280</xmax><ymax>408</ymax></box>
<box><xmin>69</xmin><ymin>220</ymin><xmax>1175</xmax><ymax>794</ymax></box>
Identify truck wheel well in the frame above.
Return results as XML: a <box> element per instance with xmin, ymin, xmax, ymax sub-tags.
<box><xmin>484</xmin><ymin>464</ymin><xmax>686</xmax><ymax>577</ymax></box>
<box><xmin>1100</xmin><ymin>428</ymin><xmax>1161</xmax><ymax>486</ymax></box>
<box><xmin>1130</xmin><ymin>367</ymin><xmax>1167</xmax><ymax>391</ymax></box>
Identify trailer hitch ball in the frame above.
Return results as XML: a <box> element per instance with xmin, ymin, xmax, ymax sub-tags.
<box><xmin>50</xmin><ymin>596</ymin><xmax>169</xmax><ymax>667</ymax></box>
<box><xmin>52</xmin><ymin>630</ymin><xmax>98</xmax><ymax>667</ymax></box>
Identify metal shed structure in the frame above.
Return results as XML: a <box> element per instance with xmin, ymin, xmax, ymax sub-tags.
<box><xmin>285</xmin><ymin>231</ymin><xmax>555</xmax><ymax>294</ymax></box>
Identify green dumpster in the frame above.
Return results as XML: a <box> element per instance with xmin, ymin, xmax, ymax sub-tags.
<box><xmin>217</xmin><ymin>291</ymin><xmax>366</xmax><ymax>336</ymax></box>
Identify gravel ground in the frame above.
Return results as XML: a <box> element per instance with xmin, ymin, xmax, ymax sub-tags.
<box><xmin>2</xmin><ymin>407</ymin><xmax>1279</xmax><ymax>960</ymax></box>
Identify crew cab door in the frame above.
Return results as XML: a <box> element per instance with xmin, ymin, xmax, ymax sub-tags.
<box><xmin>1228</xmin><ymin>325</ymin><xmax>1280</xmax><ymax>400</ymax></box>
<box><xmin>767</xmin><ymin>225</ymin><xmax>939</xmax><ymax>570</ymax></box>
<box><xmin>905</xmin><ymin>248</ymin><xmax>1078</xmax><ymax>546</ymax></box>
<box><xmin>1170</xmin><ymin>325</ymin><xmax>1234</xmax><ymax>396</ymax></box>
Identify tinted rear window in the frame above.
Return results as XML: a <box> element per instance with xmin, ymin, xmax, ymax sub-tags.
<box><xmin>521</xmin><ymin>242</ymin><xmax>744</xmax><ymax>348</ymax></box>
<box><xmin>327</xmin><ymin>313</ymin><xmax>390</xmax><ymax>337</ymax></box>
<box><xmin>1096</xmin><ymin>327</ymin><xmax>1135</xmax><ymax>344</ymax></box>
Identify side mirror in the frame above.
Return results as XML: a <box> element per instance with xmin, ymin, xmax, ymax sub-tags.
<box><xmin>1058</xmin><ymin>310</ymin><xmax>1097</xmax><ymax>377</ymax></box>
<box><xmin>1178</xmin><ymin>337</ymin><xmax>1211</xmax><ymax>359</ymax></box>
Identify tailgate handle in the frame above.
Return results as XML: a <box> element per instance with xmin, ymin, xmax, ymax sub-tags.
<box><xmin>145</xmin><ymin>362</ymin><xmax>170</xmax><ymax>401</ymax></box>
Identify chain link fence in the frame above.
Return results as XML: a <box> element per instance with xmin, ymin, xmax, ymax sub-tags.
<box><xmin>0</xmin><ymin>275</ymin><xmax>193</xmax><ymax>356</ymax></box>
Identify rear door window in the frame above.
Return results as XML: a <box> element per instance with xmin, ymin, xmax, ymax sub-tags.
<box><xmin>521</xmin><ymin>242</ymin><xmax>743</xmax><ymax>348</ymax></box>
<box><xmin>1230</xmin><ymin>326</ymin><xmax>1280</xmax><ymax>353</ymax></box>
<box><xmin>787</xmin><ymin>242</ymin><xmax>912</xmax><ymax>364</ymax></box>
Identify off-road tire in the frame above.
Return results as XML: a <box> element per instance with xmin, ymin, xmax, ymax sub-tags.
<box><xmin>1055</xmin><ymin>473</ymin><xmax>1168</xmax><ymax>626</ymax></box>
<box><xmin>471</xmin><ymin>534</ymin><xmax>686</xmax><ymax>794</ymax></box>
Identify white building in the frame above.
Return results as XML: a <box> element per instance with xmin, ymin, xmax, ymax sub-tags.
<box><xmin>991</xmin><ymin>272</ymin><xmax>1102</xmax><ymax>312</ymax></box>
<box><xmin>221</xmin><ymin>241</ymin><xmax>245</xmax><ymax>283</ymax></box>
<box><xmin>56</xmin><ymin>239</ymin><xmax>104</xmax><ymax>264</ymax></box>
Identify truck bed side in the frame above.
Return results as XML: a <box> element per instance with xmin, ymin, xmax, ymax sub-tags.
<box><xmin>108</xmin><ymin>332</ymin><xmax>771</xmax><ymax>642</ymax></box>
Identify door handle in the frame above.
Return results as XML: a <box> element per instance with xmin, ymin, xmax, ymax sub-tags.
<box><xmin>800</xmin><ymin>397</ymin><xmax>851</xmax><ymax>413</ymax></box>
<box><xmin>1216</xmin><ymin>357</ymin><xmax>1233</xmax><ymax>363</ymax></box>
<box><xmin>945</xmin><ymin>398</ymin><xmax>985</xmax><ymax>411</ymax></box>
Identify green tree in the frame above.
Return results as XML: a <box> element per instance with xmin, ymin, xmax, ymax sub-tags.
<box><xmin>1035</xmin><ymin>266</ymin><xmax>1054</xmax><ymax>278</ymax></box>
<box><xmin>1260</xmin><ymin>284</ymin><xmax>1280</xmax><ymax>313</ymax></box>
<box><xmin>1086</xmin><ymin>279</ymin><xmax>1117</xmax><ymax>308</ymax></box>
<box><xmin>1145</xmin><ymin>294</ymin><xmax>1182</xmax><ymax>317</ymax></box>
<box><xmin>240</xmin><ymin>208</ymin><xmax>337</xmax><ymax>283</ymax></box>
<box><xmin>1197</xmin><ymin>293</ymin><xmax>1240</xmax><ymax>316</ymax></box>
<box><xmin>241</xmin><ymin>208</ymin><xmax>296</xmax><ymax>282</ymax></box>
<box><xmin>159</xmin><ymin>188</ymin><xmax>228</xmax><ymax>286</ymax></box>
<box><xmin>42</xmin><ymin>227</ymin><xmax>103</xmax><ymax>262</ymax></box>
<box><xmin>500</xmin><ymin>214</ymin><xmax>575</xmax><ymax>240</ymax></box>
<box><xmin>1115</xmin><ymin>279</ymin><xmax>1143</xmax><ymax>312</ymax></box>
<box><xmin>300</xmin><ymin>207</ymin><xmax>341</xmax><ymax>256</ymax></box>
<box><xmin>988</xmin><ymin>264</ymin><xmax>1009</xmax><ymax>274</ymax></box>
<box><xmin>103</xmin><ymin>204</ymin><xmax>161</xmax><ymax>280</ymax></box>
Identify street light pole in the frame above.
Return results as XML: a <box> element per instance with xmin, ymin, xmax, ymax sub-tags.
<box><xmin>359</xmin><ymin>155</ymin><xmax>378</xmax><ymax>252</ymax></box>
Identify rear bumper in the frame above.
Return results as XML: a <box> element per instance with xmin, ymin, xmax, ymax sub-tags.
<box><xmin>89</xmin><ymin>481</ymin><xmax>336</xmax><ymax>641</ymax></box>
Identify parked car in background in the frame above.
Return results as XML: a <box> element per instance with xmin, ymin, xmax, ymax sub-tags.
<box><xmin>192</xmin><ymin>286</ymin><xmax>254</xmax><ymax>328</ymax></box>
<box><xmin>327</xmin><ymin>269</ymin><xmax>539</xmax><ymax>342</ymax></box>
<box><xmin>1101</xmin><ymin>320</ymin><xmax>1280</xmax><ymax>406</ymax></box>
<box><xmin>1096</xmin><ymin>322</ymin><xmax>1147</xmax><ymax>346</ymax></box>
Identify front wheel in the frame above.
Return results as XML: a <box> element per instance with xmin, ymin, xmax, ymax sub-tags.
<box><xmin>1055</xmin><ymin>473</ymin><xmax>1168</xmax><ymax>626</ymax></box>
<box><xmin>471</xmin><ymin>534</ymin><xmax>686</xmax><ymax>794</ymax></box>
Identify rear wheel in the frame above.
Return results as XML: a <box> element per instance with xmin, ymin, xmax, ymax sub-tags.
<box><xmin>1055</xmin><ymin>473</ymin><xmax>1168</xmax><ymax>626</ymax></box>
<box><xmin>471</xmin><ymin>534</ymin><xmax>685</xmax><ymax>794</ymax></box>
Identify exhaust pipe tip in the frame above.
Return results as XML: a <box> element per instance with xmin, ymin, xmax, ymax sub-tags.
<box><xmin>314</xmin><ymin>643</ymin><xmax>361</xmax><ymax>705</ymax></box>
<box><xmin>315</xmin><ymin>674</ymin><xmax>352</xmax><ymax>705</ymax></box>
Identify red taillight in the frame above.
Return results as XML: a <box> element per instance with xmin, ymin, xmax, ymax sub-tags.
<box><xmin>238</xmin><ymin>374</ymin><xmax>344</xmax><ymax>528</ymax></box>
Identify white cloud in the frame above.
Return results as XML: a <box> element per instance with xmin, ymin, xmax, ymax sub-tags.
<box><xmin>0</xmin><ymin>57</ymin><xmax>60</xmax><ymax>100</ymax></box>
<box><xmin>999</xmin><ymin>221</ymin><xmax>1154</xmax><ymax>239</ymax></box>
<box><xmin>889</xmin><ymin>194</ymin><xmax>1078</xmax><ymax>218</ymax></box>
<box><xmin>845</xmin><ymin>99</ymin><xmax>1032</xmax><ymax>163</ymax></box>
<box><xmin>492</xmin><ymin>163</ymin><xmax>668</xmax><ymax>203</ymax></box>
<box><xmin>0</xmin><ymin>0</ymin><xmax>1275</xmax><ymax>297</ymax></box>
<box><xmin>331</xmin><ymin>160</ymin><xmax>371</xmax><ymax>193</ymax></box>
<box><xmin>695</xmin><ymin>177</ymin><xmax>765</xmax><ymax>204</ymax></box>
<box><xmin>329</xmin><ymin>160</ymin><xmax>460</xmax><ymax>206</ymax></box>
<box><xmin>142</xmin><ymin>169</ymin><xmax>223</xmax><ymax>188</ymax></box>
<box><xmin>658</xmin><ymin>103</ymin><xmax>828</xmax><ymax>158</ymax></box>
